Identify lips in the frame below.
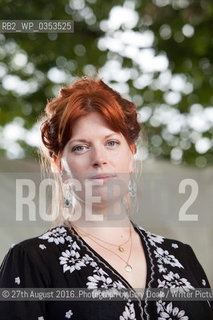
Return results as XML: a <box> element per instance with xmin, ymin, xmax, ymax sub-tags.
<box><xmin>90</xmin><ymin>174</ymin><xmax>116</xmax><ymax>179</ymax></box>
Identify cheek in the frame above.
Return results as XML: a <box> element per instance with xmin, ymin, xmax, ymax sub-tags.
<box><xmin>65</xmin><ymin>158</ymin><xmax>88</xmax><ymax>184</ymax></box>
<box><xmin>66</xmin><ymin>156</ymin><xmax>88</xmax><ymax>172</ymax></box>
<box><xmin>114</xmin><ymin>152</ymin><xmax>132</xmax><ymax>171</ymax></box>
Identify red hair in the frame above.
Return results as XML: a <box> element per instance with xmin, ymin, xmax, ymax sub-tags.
<box><xmin>40</xmin><ymin>76</ymin><xmax>141</xmax><ymax>164</ymax></box>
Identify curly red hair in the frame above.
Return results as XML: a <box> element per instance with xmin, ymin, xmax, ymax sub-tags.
<box><xmin>40</xmin><ymin>76</ymin><xmax>141</xmax><ymax>164</ymax></box>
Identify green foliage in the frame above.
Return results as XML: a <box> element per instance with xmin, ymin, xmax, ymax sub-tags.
<box><xmin>0</xmin><ymin>0</ymin><xmax>213</xmax><ymax>168</ymax></box>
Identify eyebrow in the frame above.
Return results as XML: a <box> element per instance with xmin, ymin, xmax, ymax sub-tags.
<box><xmin>69</xmin><ymin>133</ymin><xmax>119</xmax><ymax>144</ymax></box>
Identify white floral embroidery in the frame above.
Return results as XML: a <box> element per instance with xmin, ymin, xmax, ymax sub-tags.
<box><xmin>82</xmin><ymin>253</ymin><xmax>96</xmax><ymax>265</ymax></box>
<box><xmin>59</xmin><ymin>248</ymin><xmax>86</xmax><ymax>273</ymax></box>
<box><xmin>59</xmin><ymin>231</ymin><xmax>127</xmax><ymax>292</ymax></box>
<box><xmin>87</xmin><ymin>267</ymin><xmax>113</xmax><ymax>289</ymax></box>
<box><xmin>158</xmin><ymin>271</ymin><xmax>194</xmax><ymax>292</ymax></box>
<box><xmin>156</xmin><ymin>301</ymin><xmax>189</xmax><ymax>319</ymax></box>
<box><xmin>202</xmin><ymin>279</ymin><xmax>206</xmax><ymax>286</ymax></box>
<box><xmin>142</xmin><ymin>227</ymin><xmax>191</xmax><ymax>320</ymax></box>
<box><xmin>15</xmin><ymin>277</ymin><xmax>20</xmax><ymax>285</ymax></box>
<box><xmin>87</xmin><ymin>274</ymin><xmax>112</xmax><ymax>289</ymax></box>
<box><xmin>154</xmin><ymin>247</ymin><xmax>184</xmax><ymax>269</ymax></box>
<box><xmin>38</xmin><ymin>317</ymin><xmax>44</xmax><ymax>320</ymax></box>
<box><xmin>39</xmin><ymin>227</ymin><xmax>67</xmax><ymax>245</ymax></box>
<box><xmin>120</xmin><ymin>299</ymin><xmax>136</xmax><ymax>320</ymax></box>
<box><xmin>43</xmin><ymin>225</ymin><xmax>192</xmax><ymax>320</ymax></box>
<box><xmin>158</xmin><ymin>264</ymin><xmax>168</xmax><ymax>274</ymax></box>
<box><xmin>86</xmin><ymin>266</ymin><xmax>125</xmax><ymax>290</ymax></box>
<box><xmin>113</xmin><ymin>280</ymin><xmax>127</xmax><ymax>290</ymax></box>
<box><xmin>59</xmin><ymin>234</ymin><xmax>101</xmax><ymax>274</ymax></box>
<box><xmin>172</xmin><ymin>243</ymin><xmax>179</xmax><ymax>249</ymax></box>
<box><xmin>146</xmin><ymin>232</ymin><xmax>164</xmax><ymax>247</ymax></box>
<box><xmin>39</xmin><ymin>244</ymin><xmax>46</xmax><ymax>250</ymax></box>
<box><xmin>65</xmin><ymin>309</ymin><xmax>73</xmax><ymax>318</ymax></box>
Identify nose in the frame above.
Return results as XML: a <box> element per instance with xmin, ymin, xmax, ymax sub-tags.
<box><xmin>91</xmin><ymin>144</ymin><xmax>108</xmax><ymax>168</ymax></box>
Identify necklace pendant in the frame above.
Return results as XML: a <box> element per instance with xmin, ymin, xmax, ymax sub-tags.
<box><xmin>118</xmin><ymin>246</ymin><xmax>124</xmax><ymax>252</ymax></box>
<box><xmin>125</xmin><ymin>264</ymin><xmax>132</xmax><ymax>272</ymax></box>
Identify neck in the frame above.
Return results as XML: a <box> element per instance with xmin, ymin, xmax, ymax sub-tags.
<box><xmin>65</xmin><ymin>200</ymin><xmax>134</xmax><ymax>242</ymax></box>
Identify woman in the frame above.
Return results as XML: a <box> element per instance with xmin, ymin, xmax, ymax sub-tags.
<box><xmin>0</xmin><ymin>77</ymin><xmax>212</xmax><ymax>319</ymax></box>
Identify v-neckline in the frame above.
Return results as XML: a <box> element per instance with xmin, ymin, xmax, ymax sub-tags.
<box><xmin>65</xmin><ymin>220</ymin><xmax>152</xmax><ymax>301</ymax></box>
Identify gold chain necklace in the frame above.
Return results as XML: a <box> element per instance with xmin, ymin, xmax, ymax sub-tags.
<box><xmin>72</xmin><ymin>224</ymin><xmax>133</xmax><ymax>272</ymax></box>
<box><xmin>73</xmin><ymin>224</ymin><xmax>131</xmax><ymax>253</ymax></box>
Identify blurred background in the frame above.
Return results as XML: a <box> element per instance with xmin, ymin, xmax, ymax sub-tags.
<box><xmin>0</xmin><ymin>0</ymin><xmax>212</xmax><ymax>285</ymax></box>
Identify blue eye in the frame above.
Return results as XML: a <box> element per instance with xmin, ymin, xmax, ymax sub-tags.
<box><xmin>107</xmin><ymin>140</ymin><xmax>119</xmax><ymax>147</ymax></box>
<box><xmin>72</xmin><ymin>145</ymin><xmax>86</xmax><ymax>152</ymax></box>
<box><xmin>72</xmin><ymin>140</ymin><xmax>120</xmax><ymax>153</ymax></box>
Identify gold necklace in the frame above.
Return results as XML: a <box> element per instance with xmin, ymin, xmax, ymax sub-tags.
<box><xmin>73</xmin><ymin>224</ymin><xmax>131</xmax><ymax>253</ymax></box>
<box><xmin>72</xmin><ymin>224</ymin><xmax>133</xmax><ymax>272</ymax></box>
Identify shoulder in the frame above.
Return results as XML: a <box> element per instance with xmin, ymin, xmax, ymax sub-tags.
<box><xmin>135</xmin><ymin>223</ymin><xmax>211</xmax><ymax>287</ymax></box>
<box><xmin>1</xmin><ymin>225</ymin><xmax>73</xmax><ymax>269</ymax></box>
<box><xmin>0</xmin><ymin>225</ymin><xmax>74</xmax><ymax>287</ymax></box>
<box><xmin>134</xmin><ymin>223</ymin><xmax>199</xmax><ymax>267</ymax></box>
<box><xmin>134</xmin><ymin>223</ymin><xmax>187</xmax><ymax>250</ymax></box>
<box><xmin>11</xmin><ymin>225</ymin><xmax>70</xmax><ymax>249</ymax></box>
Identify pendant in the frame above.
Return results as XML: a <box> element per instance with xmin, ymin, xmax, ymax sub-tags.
<box><xmin>118</xmin><ymin>246</ymin><xmax>124</xmax><ymax>252</ymax></box>
<box><xmin>125</xmin><ymin>264</ymin><xmax>132</xmax><ymax>272</ymax></box>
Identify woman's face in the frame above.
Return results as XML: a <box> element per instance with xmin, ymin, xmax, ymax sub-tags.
<box><xmin>60</xmin><ymin>111</ymin><xmax>134</xmax><ymax>207</ymax></box>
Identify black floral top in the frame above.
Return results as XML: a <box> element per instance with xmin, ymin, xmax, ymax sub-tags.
<box><xmin>0</xmin><ymin>220</ymin><xmax>212</xmax><ymax>320</ymax></box>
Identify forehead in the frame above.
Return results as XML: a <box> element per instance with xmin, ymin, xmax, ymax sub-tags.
<box><xmin>66</xmin><ymin>113</ymin><xmax>128</xmax><ymax>147</ymax></box>
<box><xmin>71</xmin><ymin>112</ymin><xmax>121</xmax><ymax>136</ymax></box>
